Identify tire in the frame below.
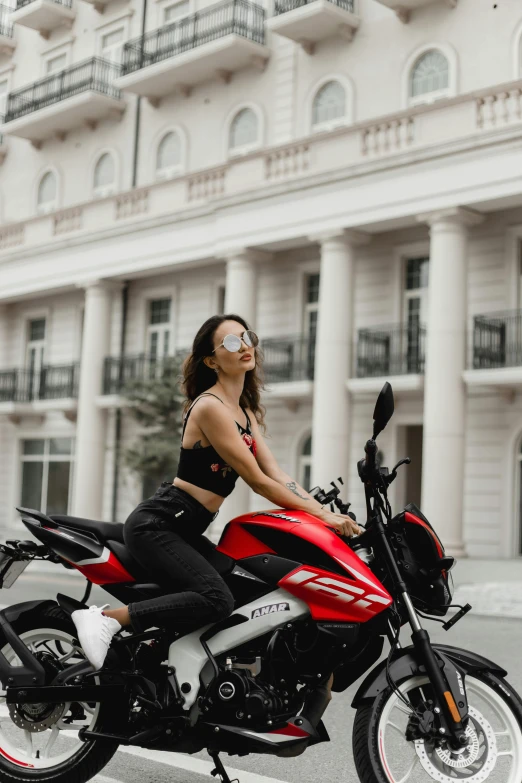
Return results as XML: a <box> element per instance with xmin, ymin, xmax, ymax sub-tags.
<box><xmin>0</xmin><ymin>603</ymin><xmax>123</xmax><ymax>783</ymax></box>
<box><xmin>353</xmin><ymin>670</ymin><xmax>522</xmax><ymax>783</ymax></box>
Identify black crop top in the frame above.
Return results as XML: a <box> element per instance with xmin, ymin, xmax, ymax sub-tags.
<box><xmin>176</xmin><ymin>393</ymin><xmax>257</xmax><ymax>498</ymax></box>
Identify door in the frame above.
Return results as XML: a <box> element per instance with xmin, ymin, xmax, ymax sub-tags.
<box><xmin>25</xmin><ymin>318</ymin><xmax>46</xmax><ymax>400</ymax></box>
<box><xmin>101</xmin><ymin>28</ymin><xmax>125</xmax><ymax>66</ymax></box>
<box><xmin>304</xmin><ymin>273</ymin><xmax>319</xmax><ymax>380</ymax></box>
<box><xmin>147</xmin><ymin>298</ymin><xmax>172</xmax><ymax>378</ymax></box>
<box><xmin>404</xmin><ymin>257</ymin><xmax>429</xmax><ymax>374</ymax></box>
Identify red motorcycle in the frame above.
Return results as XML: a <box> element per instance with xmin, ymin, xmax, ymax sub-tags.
<box><xmin>0</xmin><ymin>382</ymin><xmax>520</xmax><ymax>783</ymax></box>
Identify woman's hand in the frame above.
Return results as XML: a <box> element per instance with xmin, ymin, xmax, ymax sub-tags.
<box><xmin>316</xmin><ymin>508</ymin><xmax>362</xmax><ymax>538</ymax></box>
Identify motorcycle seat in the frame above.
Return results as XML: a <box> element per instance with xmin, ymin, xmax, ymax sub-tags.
<box><xmin>49</xmin><ymin>514</ymin><xmax>125</xmax><ymax>545</ymax></box>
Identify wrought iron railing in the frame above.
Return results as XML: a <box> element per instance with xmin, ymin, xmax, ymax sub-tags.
<box><xmin>0</xmin><ymin>5</ymin><xmax>13</xmax><ymax>37</ymax></box>
<box><xmin>16</xmin><ymin>0</ymin><xmax>71</xmax><ymax>8</ymax></box>
<box><xmin>356</xmin><ymin>322</ymin><xmax>426</xmax><ymax>378</ymax></box>
<box><xmin>103</xmin><ymin>352</ymin><xmax>188</xmax><ymax>395</ymax></box>
<box><xmin>121</xmin><ymin>0</ymin><xmax>265</xmax><ymax>77</ymax></box>
<box><xmin>473</xmin><ymin>310</ymin><xmax>522</xmax><ymax>369</ymax></box>
<box><xmin>5</xmin><ymin>58</ymin><xmax>121</xmax><ymax>123</ymax></box>
<box><xmin>0</xmin><ymin>364</ymin><xmax>79</xmax><ymax>402</ymax></box>
<box><xmin>274</xmin><ymin>0</ymin><xmax>353</xmax><ymax>13</ymax></box>
<box><xmin>261</xmin><ymin>336</ymin><xmax>315</xmax><ymax>383</ymax></box>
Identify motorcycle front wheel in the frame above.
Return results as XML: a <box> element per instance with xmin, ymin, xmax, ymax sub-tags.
<box><xmin>353</xmin><ymin>670</ymin><xmax>522</xmax><ymax>783</ymax></box>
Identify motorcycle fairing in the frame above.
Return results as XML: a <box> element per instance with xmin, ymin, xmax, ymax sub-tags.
<box><xmin>168</xmin><ymin>589</ymin><xmax>310</xmax><ymax>711</ymax></box>
<box><xmin>19</xmin><ymin>516</ymin><xmax>135</xmax><ymax>584</ymax></box>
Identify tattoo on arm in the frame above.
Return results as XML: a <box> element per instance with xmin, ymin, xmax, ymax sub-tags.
<box><xmin>193</xmin><ymin>440</ymin><xmax>203</xmax><ymax>450</ymax></box>
<box><xmin>286</xmin><ymin>481</ymin><xmax>309</xmax><ymax>500</ymax></box>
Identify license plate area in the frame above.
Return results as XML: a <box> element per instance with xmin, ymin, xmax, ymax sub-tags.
<box><xmin>0</xmin><ymin>550</ymin><xmax>31</xmax><ymax>588</ymax></box>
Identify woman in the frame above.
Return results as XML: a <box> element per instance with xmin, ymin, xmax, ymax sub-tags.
<box><xmin>72</xmin><ymin>314</ymin><xmax>361</xmax><ymax>670</ymax></box>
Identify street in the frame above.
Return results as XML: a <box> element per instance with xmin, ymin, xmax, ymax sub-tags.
<box><xmin>1</xmin><ymin>564</ymin><xmax>521</xmax><ymax>783</ymax></box>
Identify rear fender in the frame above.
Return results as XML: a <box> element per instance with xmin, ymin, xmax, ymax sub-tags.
<box><xmin>352</xmin><ymin>643</ymin><xmax>507</xmax><ymax>708</ymax></box>
<box><xmin>3</xmin><ymin>599</ymin><xmax>58</xmax><ymax>624</ymax></box>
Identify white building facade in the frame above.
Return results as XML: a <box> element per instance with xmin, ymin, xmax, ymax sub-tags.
<box><xmin>0</xmin><ymin>0</ymin><xmax>521</xmax><ymax>558</ymax></box>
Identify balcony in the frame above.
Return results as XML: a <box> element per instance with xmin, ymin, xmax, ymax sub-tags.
<box><xmin>266</xmin><ymin>0</ymin><xmax>359</xmax><ymax>54</ymax></box>
<box><xmin>100</xmin><ymin>353</ymin><xmax>188</xmax><ymax>400</ymax></box>
<box><xmin>11</xmin><ymin>0</ymin><xmax>75</xmax><ymax>39</ymax></box>
<box><xmin>0</xmin><ymin>364</ymin><xmax>79</xmax><ymax>420</ymax></box>
<box><xmin>117</xmin><ymin>0</ymin><xmax>268</xmax><ymax>102</ymax></box>
<box><xmin>261</xmin><ymin>336</ymin><xmax>314</xmax><ymax>405</ymax></box>
<box><xmin>3</xmin><ymin>58</ymin><xmax>125</xmax><ymax>146</ymax></box>
<box><xmin>0</xmin><ymin>6</ymin><xmax>15</xmax><ymax>54</ymax></box>
<box><xmin>463</xmin><ymin>311</ymin><xmax>522</xmax><ymax>391</ymax></box>
<box><xmin>372</xmin><ymin>0</ymin><xmax>456</xmax><ymax>24</ymax></box>
<box><xmin>348</xmin><ymin>322</ymin><xmax>425</xmax><ymax>395</ymax></box>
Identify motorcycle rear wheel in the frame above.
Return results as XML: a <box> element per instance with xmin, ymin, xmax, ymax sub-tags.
<box><xmin>353</xmin><ymin>670</ymin><xmax>522</xmax><ymax>783</ymax></box>
<box><xmin>0</xmin><ymin>603</ymin><xmax>122</xmax><ymax>783</ymax></box>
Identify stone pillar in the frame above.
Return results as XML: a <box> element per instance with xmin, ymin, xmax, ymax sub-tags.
<box><xmin>418</xmin><ymin>208</ymin><xmax>483</xmax><ymax>557</ymax></box>
<box><xmin>211</xmin><ymin>250</ymin><xmax>260</xmax><ymax>538</ymax></box>
<box><xmin>72</xmin><ymin>280</ymin><xmax>120</xmax><ymax>520</ymax></box>
<box><xmin>310</xmin><ymin>230</ymin><xmax>369</xmax><ymax>489</ymax></box>
<box><xmin>223</xmin><ymin>251</ymin><xmax>257</xmax><ymax>325</ymax></box>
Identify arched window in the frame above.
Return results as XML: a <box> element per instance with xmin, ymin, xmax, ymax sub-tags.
<box><xmin>229</xmin><ymin>108</ymin><xmax>259</xmax><ymax>153</ymax></box>
<box><xmin>299</xmin><ymin>434</ymin><xmax>313</xmax><ymax>491</ymax></box>
<box><xmin>312</xmin><ymin>80</ymin><xmax>346</xmax><ymax>131</ymax></box>
<box><xmin>410</xmin><ymin>50</ymin><xmax>450</xmax><ymax>103</ymax></box>
<box><xmin>37</xmin><ymin>171</ymin><xmax>57</xmax><ymax>214</ymax></box>
<box><xmin>93</xmin><ymin>152</ymin><xmax>116</xmax><ymax>198</ymax></box>
<box><xmin>156</xmin><ymin>131</ymin><xmax>182</xmax><ymax>178</ymax></box>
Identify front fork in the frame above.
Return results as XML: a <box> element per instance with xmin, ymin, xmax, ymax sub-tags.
<box><xmin>376</xmin><ymin>518</ymin><xmax>469</xmax><ymax>747</ymax></box>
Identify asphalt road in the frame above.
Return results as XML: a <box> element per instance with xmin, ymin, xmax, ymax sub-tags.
<box><xmin>1</xmin><ymin>565</ymin><xmax>521</xmax><ymax>783</ymax></box>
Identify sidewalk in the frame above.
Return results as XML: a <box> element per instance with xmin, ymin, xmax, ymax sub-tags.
<box><xmin>452</xmin><ymin>559</ymin><xmax>522</xmax><ymax>621</ymax></box>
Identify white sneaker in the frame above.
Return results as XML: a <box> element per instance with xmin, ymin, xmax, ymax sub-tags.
<box><xmin>71</xmin><ymin>604</ymin><xmax>121</xmax><ymax>670</ymax></box>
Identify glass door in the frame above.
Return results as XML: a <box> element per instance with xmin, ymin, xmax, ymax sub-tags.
<box><xmin>147</xmin><ymin>298</ymin><xmax>172</xmax><ymax>378</ymax></box>
<box><xmin>404</xmin><ymin>258</ymin><xmax>429</xmax><ymax>374</ymax></box>
<box><xmin>304</xmin><ymin>273</ymin><xmax>319</xmax><ymax>380</ymax></box>
<box><xmin>25</xmin><ymin>318</ymin><xmax>46</xmax><ymax>401</ymax></box>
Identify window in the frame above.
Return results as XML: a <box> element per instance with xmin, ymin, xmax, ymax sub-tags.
<box><xmin>410</xmin><ymin>50</ymin><xmax>449</xmax><ymax>103</ymax></box>
<box><xmin>147</xmin><ymin>298</ymin><xmax>172</xmax><ymax>374</ymax></box>
<box><xmin>304</xmin><ymin>273</ymin><xmax>319</xmax><ymax>379</ymax></box>
<box><xmin>20</xmin><ymin>438</ymin><xmax>74</xmax><ymax>516</ymax></box>
<box><xmin>404</xmin><ymin>257</ymin><xmax>429</xmax><ymax>374</ymax></box>
<box><xmin>312</xmin><ymin>81</ymin><xmax>346</xmax><ymax>131</ymax></box>
<box><xmin>299</xmin><ymin>434</ymin><xmax>312</xmax><ymax>491</ymax></box>
<box><xmin>101</xmin><ymin>28</ymin><xmax>125</xmax><ymax>65</ymax></box>
<box><xmin>518</xmin><ymin>441</ymin><xmax>522</xmax><ymax>555</ymax></box>
<box><xmin>229</xmin><ymin>108</ymin><xmax>259</xmax><ymax>153</ymax></box>
<box><xmin>46</xmin><ymin>53</ymin><xmax>67</xmax><ymax>74</ymax></box>
<box><xmin>37</xmin><ymin>171</ymin><xmax>57</xmax><ymax>214</ymax></box>
<box><xmin>93</xmin><ymin>152</ymin><xmax>116</xmax><ymax>198</ymax></box>
<box><xmin>156</xmin><ymin>131</ymin><xmax>182</xmax><ymax>178</ymax></box>
<box><xmin>164</xmin><ymin>0</ymin><xmax>190</xmax><ymax>22</ymax></box>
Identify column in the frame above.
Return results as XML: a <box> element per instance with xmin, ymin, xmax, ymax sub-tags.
<box><xmin>211</xmin><ymin>250</ymin><xmax>260</xmax><ymax>538</ymax></box>
<box><xmin>310</xmin><ymin>230</ymin><xmax>369</xmax><ymax>489</ymax></box>
<box><xmin>223</xmin><ymin>250</ymin><xmax>257</xmax><ymax>324</ymax></box>
<box><xmin>72</xmin><ymin>280</ymin><xmax>120</xmax><ymax>520</ymax></box>
<box><xmin>418</xmin><ymin>207</ymin><xmax>483</xmax><ymax>557</ymax></box>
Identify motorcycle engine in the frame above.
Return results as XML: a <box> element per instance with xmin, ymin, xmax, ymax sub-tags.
<box><xmin>200</xmin><ymin>668</ymin><xmax>288</xmax><ymax>728</ymax></box>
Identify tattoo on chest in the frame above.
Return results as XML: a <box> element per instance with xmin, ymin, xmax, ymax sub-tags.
<box><xmin>193</xmin><ymin>440</ymin><xmax>203</xmax><ymax>450</ymax></box>
<box><xmin>286</xmin><ymin>481</ymin><xmax>308</xmax><ymax>500</ymax></box>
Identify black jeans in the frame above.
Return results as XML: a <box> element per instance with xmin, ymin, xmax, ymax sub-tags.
<box><xmin>123</xmin><ymin>482</ymin><xmax>234</xmax><ymax>634</ymax></box>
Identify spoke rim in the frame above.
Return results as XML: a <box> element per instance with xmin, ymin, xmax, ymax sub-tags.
<box><xmin>377</xmin><ymin>674</ymin><xmax>522</xmax><ymax>783</ymax></box>
<box><xmin>0</xmin><ymin>628</ymin><xmax>101</xmax><ymax>769</ymax></box>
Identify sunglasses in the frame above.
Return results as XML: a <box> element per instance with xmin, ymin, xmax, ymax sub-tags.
<box><xmin>212</xmin><ymin>330</ymin><xmax>259</xmax><ymax>353</ymax></box>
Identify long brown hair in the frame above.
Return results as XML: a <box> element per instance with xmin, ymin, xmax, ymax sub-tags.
<box><xmin>181</xmin><ymin>314</ymin><xmax>266</xmax><ymax>428</ymax></box>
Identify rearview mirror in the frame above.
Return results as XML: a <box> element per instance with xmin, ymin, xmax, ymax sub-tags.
<box><xmin>373</xmin><ymin>382</ymin><xmax>394</xmax><ymax>439</ymax></box>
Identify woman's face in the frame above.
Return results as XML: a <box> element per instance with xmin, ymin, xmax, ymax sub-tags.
<box><xmin>209</xmin><ymin>320</ymin><xmax>256</xmax><ymax>376</ymax></box>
